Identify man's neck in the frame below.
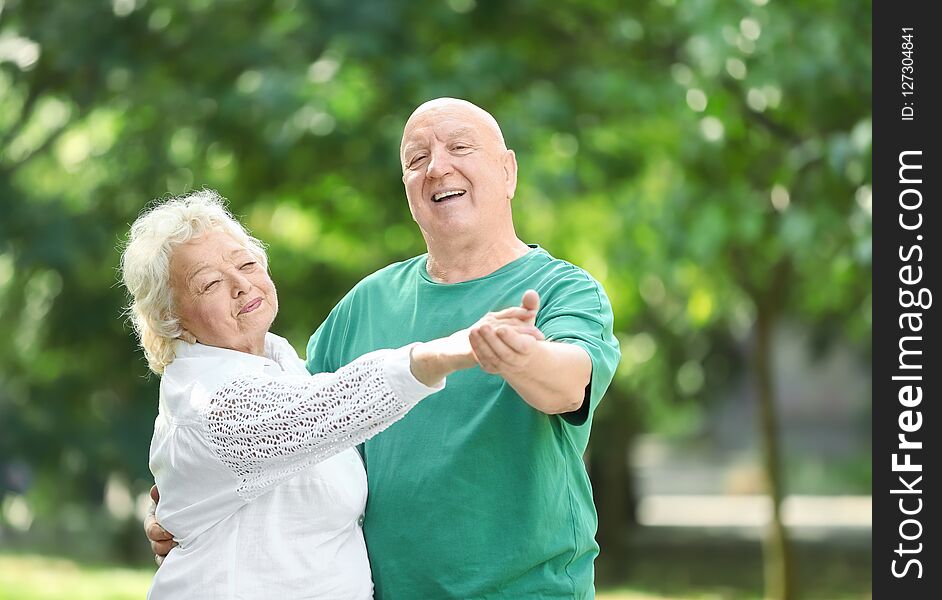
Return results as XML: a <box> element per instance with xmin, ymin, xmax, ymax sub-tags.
<box><xmin>425</xmin><ymin>237</ymin><xmax>531</xmax><ymax>283</ymax></box>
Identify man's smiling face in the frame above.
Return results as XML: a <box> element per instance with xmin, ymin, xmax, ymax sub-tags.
<box><xmin>400</xmin><ymin>100</ymin><xmax>517</xmax><ymax>243</ymax></box>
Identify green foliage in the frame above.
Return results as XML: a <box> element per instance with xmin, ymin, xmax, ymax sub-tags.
<box><xmin>1</xmin><ymin>0</ymin><xmax>869</xmax><ymax>558</ymax></box>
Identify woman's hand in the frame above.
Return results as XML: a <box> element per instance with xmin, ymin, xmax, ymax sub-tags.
<box><xmin>409</xmin><ymin>292</ymin><xmax>544</xmax><ymax>386</ymax></box>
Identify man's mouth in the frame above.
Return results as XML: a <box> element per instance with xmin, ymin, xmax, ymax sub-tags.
<box><xmin>239</xmin><ymin>297</ymin><xmax>263</xmax><ymax>315</ymax></box>
<box><xmin>431</xmin><ymin>189</ymin><xmax>466</xmax><ymax>203</ymax></box>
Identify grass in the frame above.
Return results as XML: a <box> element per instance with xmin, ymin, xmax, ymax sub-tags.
<box><xmin>0</xmin><ymin>552</ymin><xmax>704</xmax><ymax>599</ymax></box>
<box><xmin>1</xmin><ymin>553</ymin><xmax>667</xmax><ymax>599</ymax></box>
<box><xmin>1</xmin><ymin>540</ymin><xmax>870</xmax><ymax>600</ymax></box>
<box><xmin>0</xmin><ymin>554</ymin><xmax>154</xmax><ymax>600</ymax></box>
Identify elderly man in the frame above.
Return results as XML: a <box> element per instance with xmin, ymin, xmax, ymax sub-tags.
<box><xmin>307</xmin><ymin>98</ymin><xmax>620</xmax><ymax>598</ymax></box>
<box><xmin>150</xmin><ymin>98</ymin><xmax>620</xmax><ymax>598</ymax></box>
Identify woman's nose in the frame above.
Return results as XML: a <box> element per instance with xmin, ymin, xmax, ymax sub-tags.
<box><xmin>231</xmin><ymin>272</ymin><xmax>251</xmax><ymax>296</ymax></box>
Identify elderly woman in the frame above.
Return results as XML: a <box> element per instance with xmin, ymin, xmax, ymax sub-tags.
<box><xmin>120</xmin><ymin>190</ymin><xmax>542</xmax><ymax>599</ymax></box>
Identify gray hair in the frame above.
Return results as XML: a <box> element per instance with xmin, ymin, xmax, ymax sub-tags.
<box><xmin>119</xmin><ymin>189</ymin><xmax>268</xmax><ymax>374</ymax></box>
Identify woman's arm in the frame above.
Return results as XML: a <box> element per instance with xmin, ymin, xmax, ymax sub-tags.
<box><xmin>143</xmin><ymin>297</ymin><xmax>544</xmax><ymax>556</ymax></box>
<box><xmin>201</xmin><ymin>346</ymin><xmax>437</xmax><ymax>501</ymax></box>
<box><xmin>201</xmin><ymin>304</ymin><xmax>542</xmax><ymax>501</ymax></box>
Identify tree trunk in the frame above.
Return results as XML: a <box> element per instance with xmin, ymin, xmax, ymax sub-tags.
<box><xmin>590</xmin><ymin>396</ymin><xmax>639</xmax><ymax>581</ymax></box>
<box><xmin>754</xmin><ymin>307</ymin><xmax>795</xmax><ymax>600</ymax></box>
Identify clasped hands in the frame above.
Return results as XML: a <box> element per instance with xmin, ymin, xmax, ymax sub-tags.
<box><xmin>420</xmin><ymin>289</ymin><xmax>543</xmax><ymax>377</ymax></box>
<box><xmin>468</xmin><ymin>289</ymin><xmax>543</xmax><ymax>375</ymax></box>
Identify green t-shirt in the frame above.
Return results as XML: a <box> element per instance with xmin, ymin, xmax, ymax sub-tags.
<box><xmin>306</xmin><ymin>246</ymin><xmax>620</xmax><ymax>599</ymax></box>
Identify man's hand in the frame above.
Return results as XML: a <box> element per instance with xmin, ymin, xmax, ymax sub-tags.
<box><xmin>470</xmin><ymin>290</ymin><xmax>541</xmax><ymax>375</ymax></box>
<box><xmin>144</xmin><ymin>485</ymin><xmax>176</xmax><ymax>566</ymax></box>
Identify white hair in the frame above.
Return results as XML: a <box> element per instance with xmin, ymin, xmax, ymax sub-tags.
<box><xmin>119</xmin><ymin>189</ymin><xmax>268</xmax><ymax>374</ymax></box>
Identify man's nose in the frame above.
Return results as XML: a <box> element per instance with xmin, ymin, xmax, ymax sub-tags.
<box><xmin>426</xmin><ymin>147</ymin><xmax>453</xmax><ymax>179</ymax></box>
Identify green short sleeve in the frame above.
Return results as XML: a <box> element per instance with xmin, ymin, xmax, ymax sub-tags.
<box><xmin>537</xmin><ymin>270</ymin><xmax>621</xmax><ymax>427</ymax></box>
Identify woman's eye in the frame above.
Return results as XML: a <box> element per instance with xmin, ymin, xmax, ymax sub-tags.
<box><xmin>240</xmin><ymin>261</ymin><xmax>257</xmax><ymax>270</ymax></box>
<box><xmin>409</xmin><ymin>155</ymin><xmax>427</xmax><ymax>167</ymax></box>
<box><xmin>204</xmin><ymin>280</ymin><xmax>220</xmax><ymax>292</ymax></box>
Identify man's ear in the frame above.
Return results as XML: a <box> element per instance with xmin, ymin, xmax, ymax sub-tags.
<box><xmin>503</xmin><ymin>149</ymin><xmax>518</xmax><ymax>200</ymax></box>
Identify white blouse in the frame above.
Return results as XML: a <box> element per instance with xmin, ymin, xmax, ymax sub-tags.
<box><xmin>147</xmin><ymin>333</ymin><xmax>442</xmax><ymax>600</ymax></box>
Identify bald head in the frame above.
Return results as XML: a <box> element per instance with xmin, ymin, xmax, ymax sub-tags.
<box><xmin>401</xmin><ymin>98</ymin><xmax>507</xmax><ymax>154</ymax></box>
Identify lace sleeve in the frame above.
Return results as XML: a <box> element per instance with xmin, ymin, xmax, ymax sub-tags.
<box><xmin>200</xmin><ymin>347</ymin><xmax>439</xmax><ymax>501</ymax></box>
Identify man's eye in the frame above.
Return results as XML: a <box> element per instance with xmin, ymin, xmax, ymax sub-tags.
<box><xmin>409</xmin><ymin>155</ymin><xmax>427</xmax><ymax>167</ymax></box>
<box><xmin>240</xmin><ymin>261</ymin><xmax>257</xmax><ymax>270</ymax></box>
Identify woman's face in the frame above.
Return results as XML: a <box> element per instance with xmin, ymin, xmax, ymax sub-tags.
<box><xmin>169</xmin><ymin>230</ymin><xmax>277</xmax><ymax>356</ymax></box>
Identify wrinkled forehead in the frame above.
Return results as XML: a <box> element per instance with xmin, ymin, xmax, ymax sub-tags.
<box><xmin>171</xmin><ymin>231</ymin><xmax>250</xmax><ymax>272</ymax></box>
<box><xmin>177</xmin><ymin>230</ymin><xmax>246</xmax><ymax>254</ymax></box>
<box><xmin>400</xmin><ymin>105</ymin><xmax>505</xmax><ymax>155</ymax></box>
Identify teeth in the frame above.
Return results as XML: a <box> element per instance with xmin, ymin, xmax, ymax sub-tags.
<box><xmin>433</xmin><ymin>190</ymin><xmax>464</xmax><ymax>202</ymax></box>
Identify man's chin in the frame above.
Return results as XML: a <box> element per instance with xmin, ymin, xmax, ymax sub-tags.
<box><xmin>426</xmin><ymin>221</ymin><xmax>477</xmax><ymax>240</ymax></box>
